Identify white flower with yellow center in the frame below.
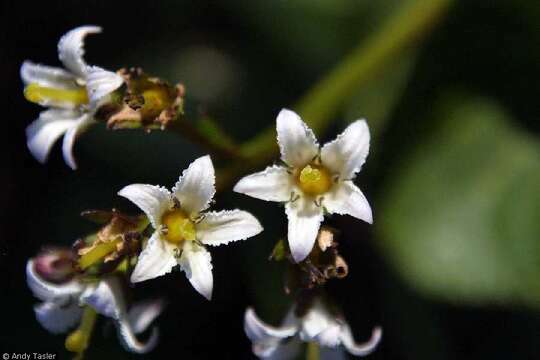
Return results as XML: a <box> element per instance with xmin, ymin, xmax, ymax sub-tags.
<box><xmin>26</xmin><ymin>259</ymin><xmax>163</xmax><ymax>354</ymax></box>
<box><xmin>118</xmin><ymin>155</ymin><xmax>263</xmax><ymax>300</ymax></box>
<box><xmin>21</xmin><ymin>25</ymin><xmax>124</xmax><ymax>169</ymax></box>
<box><xmin>234</xmin><ymin>109</ymin><xmax>372</xmax><ymax>263</ymax></box>
<box><xmin>245</xmin><ymin>299</ymin><xmax>382</xmax><ymax>359</ymax></box>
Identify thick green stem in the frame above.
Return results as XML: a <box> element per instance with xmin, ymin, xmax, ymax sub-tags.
<box><xmin>216</xmin><ymin>0</ymin><xmax>452</xmax><ymax>190</ymax></box>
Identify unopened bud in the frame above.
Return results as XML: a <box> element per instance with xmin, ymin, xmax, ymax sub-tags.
<box><xmin>34</xmin><ymin>248</ymin><xmax>76</xmax><ymax>284</ymax></box>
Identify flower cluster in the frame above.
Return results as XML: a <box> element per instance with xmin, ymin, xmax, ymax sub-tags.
<box><xmin>22</xmin><ymin>26</ymin><xmax>381</xmax><ymax>359</ymax></box>
<box><xmin>27</xmin><ymin>248</ymin><xmax>163</xmax><ymax>355</ymax></box>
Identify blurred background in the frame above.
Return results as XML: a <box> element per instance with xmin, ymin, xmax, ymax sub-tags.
<box><xmin>1</xmin><ymin>0</ymin><xmax>540</xmax><ymax>358</ymax></box>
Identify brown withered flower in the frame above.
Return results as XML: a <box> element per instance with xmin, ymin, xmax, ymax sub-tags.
<box><xmin>96</xmin><ymin>67</ymin><xmax>185</xmax><ymax>130</ymax></box>
<box><xmin>270</xmin><ymin>226</ymin><xmax>350</xmax><ymax>295</ymax></box>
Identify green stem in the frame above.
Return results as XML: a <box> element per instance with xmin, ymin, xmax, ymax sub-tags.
<box><xmin>216</xmin><ymin>0</ymin><xmax>452</xmax><ymax>190</ymax></box>
<box><xmin>65</xmin><ymin>306</ymin><xmax>97</xmax><ymax>359</ymax></box>
<box><xmin>168</xmin><ymin>116</ymin><xmax>241</xmax><ymax>160</ymax></box>
<box><xmin>306</xmin><ymin>342</ymin><xmax>320</xmax><ymax>360</ymax></box>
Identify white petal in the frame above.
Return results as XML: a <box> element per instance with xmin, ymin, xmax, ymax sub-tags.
<box><xmin>340</xmin><ymin>325</ymin><xmax>382</xmax><ymax>357</ymax></box>
<box><xmin>266</xmin><ymin>338</ymin><xmax>301</xmax><ymax>360</ymax></box>
<box><xmin>300</xmin><ymin>300</ymin><xmax>334</xmax><ymax>342</ymax></box>
<box><xmin>321</xmin><ymin>120</ymin><xmax>370</xmax><ymax>179</ymax></box>
<box><xmin>26</xmin><ymin>109</ymin><xmax>80</xmax><ymax>164</ymax></box>
<box><xmin>276</xmin><ymin>109</ymin><xmax>319</xmax><ymax>168</ymax></box>
<box><xmin>117</xmin><ymin>315</ymin><xmax>160</xmax><ymax>354</ymax></box>
<box><xmin>244</xmin><ymin>308</ymin><xmax>298</xmax><ymax>358</ymax></box>
<box><xmin>80</xmin><ymin>276</ymin><xmax>160</xmax><ymax>354</ymax></box>
<box><xmin>26</xmin><ymin>260</ymin><xmax>83</xmax><ymax>303</ymax></box>
<box><xmin>285</xmin><ymin>199</ymin><xmax>324</xmax><ymax>263</ymax></box>
<box><xmin>80</xmin><ymin>277</ymin><xmax>124</xmax><ymax>320</ymax></box>
<box><xmin>57</xmin><ymin>25</ymin><xmax>102</xmax><ymax>79</ymax></box>
<box><xmin>128</xmin><ymin>299</ymin><xmax>165</xmax><ymax>334</ymax></box>
<box><xmin>178</xmin><ymin>242</ymin><xmax>213</xmax><ymax>300</ymax></box>
<box><xmin>86</xmin><ymin>66</ymin><xmax>124</xmax><ymax>108</ymax></box>
<box><xmin>316</xmin><ymin>324</ymin><xmax>342</xmax><ymax>348</ymax></box>
<box><xmin>130</xmin><ymin>232</ymin><xmax>177</xmax><ymax>283</ymax></box>
<box><xmin>62</xmin><ymin>113</ymin><xmax>95</xmax><ymax>170</ymax></box>
<box><xmin>118</xmin><ymin>184</ymin><xmax>172</xmax><ymax>228</ymax></box>
<box><xmin>20</xmin><ymin>61</ymin><xmax>77</xmax><ymax>88</ymax></box>
<box><xmin>172</xmin><ymin>155</ymin><xmax>216</xmax><ymax>215</ymax></box>
<box><xmin>233</xmin><ymin>165</ymin><xmax>293</xmax><ymax>202</ymax></box>
<box><xmin>197</xmin><ymin>210</ymin><xmax>263</xmax><ymax>246</ymax></box>
<box><xmin>34</xmin><ymin>301</ymin><xmax>82</xmax><ymax>334</ymax></box>
<box><xmin>245</xmin><ymin>308</ymin><xmax>298</xmax><ymax>342</ymax></box>
<box><xmin>320</xmin><ymin>347</ymin><xmax>347</xmax><ymax>360</ymax></box>
<box><xmin>324</xmin><ymin>182</ymin><xmax>373</xmax><ymax>224</ymax></box>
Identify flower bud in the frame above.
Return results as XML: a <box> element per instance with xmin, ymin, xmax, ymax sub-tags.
<box><xmin>33</xmin><ymin>248</ymin><xmax>76</xmax><ymax>284</ymax></box>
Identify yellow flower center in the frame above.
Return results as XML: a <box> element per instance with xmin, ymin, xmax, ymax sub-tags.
<box><xmin>297</xmin><ymin>164</ymin><xmax>333</xmax><ymax>196</ymax></box>
<box><xmin>24</xmin><ymin>83</ymin><xmax>88</xmax><ymax>106</ymax></box>
<box><xmin>161</xmin><ymin>209</ymin><xmax>196</xmax><ymax>244</ymax></box>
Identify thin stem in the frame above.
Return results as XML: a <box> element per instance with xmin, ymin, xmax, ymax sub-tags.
<box><xmin>65</xmin><ymin>306</ymin><xmax>97</xmax><ymax>359</ymax></box>
<box><xmin>215</xmin><ymin>0</ymin><xmax>452</xmax><ymax>190</ymax></box>
<box><xmin>167</xmin><ymin>116</ymin><xmax>241</xmax><ymax>160</ymax></box>
<box><xmin>306</xmin><ymin>342</ymin><xmax>320</xmax><ymax>360</ymax></box>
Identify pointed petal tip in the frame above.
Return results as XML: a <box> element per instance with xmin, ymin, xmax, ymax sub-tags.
<box><xmin>172</xmin><ymin>155</ymin><xmax>216</xmax><ymax>214</ymax></box>
<box><xmin>232</xmin><ymin>165</ymin><xmax>293</xmax><ymax>202</ymax></box>
<box><xmin>286</xmin><ymin>202</ymin><xmax>323</xmax><ymax>264</ymax></box>
<box><xmin>179</xmin><ymin>243</ymin><xmax>214</xmax><ymax>301</ymax></box>
<box><xmin>244</xmin><ymin>307</ymin><xmax>298</xmax><ymax>341</ymax></box>
<box><xmin>276</xmin><ymin>108</ymin><xmax>319</xmax><ymax>168</ymax></box>
<box><xmin>118</xmin><ymin>317</ymin><xmax>160</xmax><ymax>354</ymax></box>
<box><xmin>58</xmin><ymin>25</ymin><xmax>103</xmax><ymax>78</ymax></box>
<box><xmin>341</xmin><ymin>325</ymin><xmax>383</xmax><ymax>357</ymax></box>
<box><xmin>290</xmin><ymin>248</ymin><xmax>309</xmax><ymax>263</ymax></box>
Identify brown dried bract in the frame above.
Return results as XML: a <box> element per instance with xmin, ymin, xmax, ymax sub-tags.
<box><xmin>77</xmin><ymin>209</ymin><xmax>144</xmax><ymax>267</ymax></box>
<box><xmin>284</xmin><ymin>226</ymin><xmax>349</xmax><ymax>294</ymax></box>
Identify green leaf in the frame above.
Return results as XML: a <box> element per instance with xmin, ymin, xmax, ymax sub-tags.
<box><xmin>376</xmin><ymin>95</ymin><xmax>540</xmax><ymax>307</ymax></box>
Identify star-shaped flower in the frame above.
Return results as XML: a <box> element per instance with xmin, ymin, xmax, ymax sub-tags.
<box><xmin>118</xmin><ymin>155</ymin><xmax>263</xmax><ymax>300</ymax></box>
<box><xmin>26</xmin><ymin>257</ymin><xmax>163</xmax><ymax>354</ymax></box>
<box><xmin>21</xmin><ymin>25</ymin><xmax>124</xmax><ymax>169</ymax></box>
<box><xmin>234</xmin><ymin>109</ymin><xmax>372</xmax><ymax>262</ymax></box>
<box><xmin>245</xmin><ymin>299</ymin><xmax>382</xmax><ymax>359</ymax></box>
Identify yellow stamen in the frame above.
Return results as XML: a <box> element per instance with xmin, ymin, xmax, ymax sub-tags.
<box><xmin>297</xmin><ymin>164</ymin><xmax>333</xmax><ymax>196</ymax></box>
<box><xmin>79</xmin><ymin>239</ymin><xmax>120</xmax><ymax>270</ymax></box>
<box><xmin>65</xmin><ymin>306</ymin><xmax>96</xmax><ymax>354</ymax></box>
<box><xmin>24</xmin><ymin>83</ymin><xmax>88</xmax><ymax>106</ymax></box>
<box><xmin>162</xmin><ymin>209</ymin><xmax>196</xmax><ymax>244</ymax></box>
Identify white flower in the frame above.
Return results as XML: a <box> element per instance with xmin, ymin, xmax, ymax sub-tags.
<box><xmin>118</xmin><ymin>155</ymin><xmax>264</xmax><ymax>300</ymax></box>
<box><xmin>21</xmin><ymin>26</ymin><xmax>124</xmax><ymax>169</ymax></box>
<box><xmin>234</xmin><ymin>109</ymin><xmax>372</xmax><ymax>262</ymax></box>
<box><xmin>244</xmin><ymin>299</ymin><xmax>382</xmax><ymax>359</ymax></box>
<box><xmin>26</xmin><ymin>259</ymin><xmax>163</xmax><ymax>354</ymax></box>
